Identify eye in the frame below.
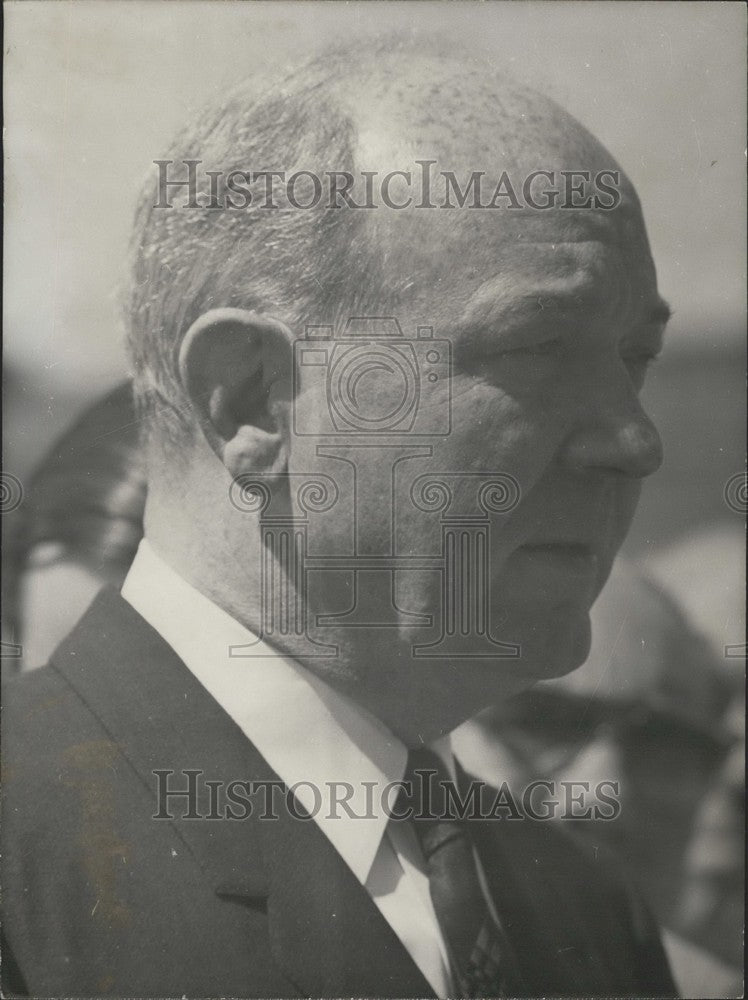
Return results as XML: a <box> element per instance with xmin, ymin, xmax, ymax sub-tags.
<box><xmin>621</xmin><ymin>348</ymin><xmax>661</xmax><ymax>386</ymax></box>
<box><xmin>621</xmin><ymin>348</ymin><xmax>660</xmax><ymax>369</ymax></box>
<box><xmin>456</xmin><ymin>334</ymin><xmax>563</xmax><ymax>384</ymax></box>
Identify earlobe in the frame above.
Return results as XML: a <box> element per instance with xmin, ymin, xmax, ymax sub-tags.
<box><xmin>223</xmin><ymin>425</ymin><xmax>288</xmax><ymax>480</ymax></box>
<box><xmin>178</xmin><ymin>308</ymin><xmax>293</xmax><ymax>477</ymax></box>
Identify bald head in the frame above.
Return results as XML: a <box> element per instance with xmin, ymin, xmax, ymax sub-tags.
<box><xmin>284</xmin><ymin>39</ymin><xmax>614</xmax><ymax>169</ymax></box>
<box><xmin>313</xmin><ymin>41</ymin><xmax>647</xmax><ymax>313</ymax></box>
<box><xmin>127</xmin><ymin>37</ymin><xmax>649</xmax><ymax>448</ymax></box>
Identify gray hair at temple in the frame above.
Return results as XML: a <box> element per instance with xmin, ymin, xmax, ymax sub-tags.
<box><xmin>125</xmin><ymin>40</ymin><xmax>399</xmax><ymax>446</ymax></box>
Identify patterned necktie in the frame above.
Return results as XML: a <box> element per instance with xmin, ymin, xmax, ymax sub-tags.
<box><xmin>402</xmin><ymin>747</ymin><xmax>525</xmax><ymax>998</ymax></box>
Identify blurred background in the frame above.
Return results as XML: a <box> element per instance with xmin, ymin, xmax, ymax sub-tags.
<box><xmin>3</xmin><ymin>2</ymin><xmax>745</xmax><ymax>997</ymax></box>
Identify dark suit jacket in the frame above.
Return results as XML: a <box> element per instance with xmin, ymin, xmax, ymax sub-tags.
<box><xmin>2</xmin><ymin>589</ymin><xmax>678</xmax><ymax>997</ymax></box>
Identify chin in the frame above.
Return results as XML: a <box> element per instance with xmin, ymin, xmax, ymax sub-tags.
<box><xmin>508</xmin><ymin>607</ymin><xmax>592</xmax><ymax>683</ymax></box>
<box><xmin>355</xmin><ymin>609</ymin><xmax>594</xmax><ymax>742</ymax></box>
<box><xmin>544</xmin><ymin>611</ymin><xmax>593</xmax><ymax>679</ymax></box>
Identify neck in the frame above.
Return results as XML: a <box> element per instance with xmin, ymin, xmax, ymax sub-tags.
<box><xmin>142</xmin><ymin>472</ymin><xmax>473</xmax><ymax>748</ymax></box>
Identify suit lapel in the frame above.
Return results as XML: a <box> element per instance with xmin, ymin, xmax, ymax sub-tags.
<box><xmin>259</xmin><ymin>792</ymin><xmax>435</xmax><ymax>997</ymax></box>
<box><xmin>52</xmin><ymin>589</ymin><xmax>434</xmax><ymax>998</ymax></box>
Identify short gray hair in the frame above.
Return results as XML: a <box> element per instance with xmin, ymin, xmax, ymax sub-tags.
<box><xmin>125</xmin><ymin>46</ymin><xmax>394</xmax><ymax>445</ymax></box>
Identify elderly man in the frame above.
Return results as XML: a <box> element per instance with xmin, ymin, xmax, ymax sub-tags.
<box><xmin>2</xmin><ymin>40</ymin><xmax>676</xmax><ymax>998</ymax></box>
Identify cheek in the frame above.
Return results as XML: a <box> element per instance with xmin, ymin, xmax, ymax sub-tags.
<box><xmin>445</xmin><ymin>379</ymin><xmax>564</xmax><ymax>480</ymax></box>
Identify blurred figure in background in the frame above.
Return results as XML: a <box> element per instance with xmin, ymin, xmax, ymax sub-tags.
<box><xmin>455</xmin><ymin>558</ymin><xmax>743</xmax><ymax>997</ymax></box>
<box><xmin>10</xmin><ymin>381</ymin><xmax>146</xmax><ymax>670</ymax></box>
<box><xmin>456</xmin><ymin>560</ymin><xmax>735</xmax><ymax>909</ymax></box>
<box><xmin>9</xmin><ymin>383</ymin><xmax>745</xmax><ymax>997</ymax></box>
<box><xmin>648</xmin><ymin>522</ymin><xmax>746</xmax><ymax>677</ymax></box>
<box><xmin>676</xmin><ymin>691</ymin><xmax>744</xmax><ymax>968</ymax></box>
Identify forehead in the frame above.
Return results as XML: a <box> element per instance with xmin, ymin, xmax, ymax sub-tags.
<box><xmin>331</xmin><ymin>50</ymin><xmax>661</xmax><ymax>333</ymax></box>
<box><xmin>380</xmin><ymin>200</ymin><xmax>662</xmax><ymax>337</ymax></box>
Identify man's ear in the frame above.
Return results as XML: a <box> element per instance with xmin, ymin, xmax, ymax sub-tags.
<box><xmin>178</xmin><ymin>308</ymin><xmax>293</xmax><ymax>478</ymax></box>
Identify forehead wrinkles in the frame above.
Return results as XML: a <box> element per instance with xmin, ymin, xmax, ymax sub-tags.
<box><xmin>457</xmin><ymin>241</ymin><xmax>648</xmax><ymax>332</ymax></box>
<box><xmin>370</xmin><ymin>180</ymin><xmax>651</xmax><ymax>295</ymax></box>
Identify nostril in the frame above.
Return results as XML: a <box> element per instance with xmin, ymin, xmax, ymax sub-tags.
<box><xmin>561</xmin><ymin>415</ymin><xmax>663</xmax><ymax>479</ymax></box>
<box><xmin>625</xmin><ymin>420</ymin><xmax>663</xmax><ymax>478</ymax></box>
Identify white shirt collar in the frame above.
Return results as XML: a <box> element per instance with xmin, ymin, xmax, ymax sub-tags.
<box><xmin>121</xmin><ymin>539</ymin><xmax>455</xmax><ymax>884</ymax></box>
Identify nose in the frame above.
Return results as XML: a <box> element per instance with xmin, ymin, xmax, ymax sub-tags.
<box><xmin>562</xmin><ymin>393</ymin><xmax>663</xmax><ymax>479</ymax></box>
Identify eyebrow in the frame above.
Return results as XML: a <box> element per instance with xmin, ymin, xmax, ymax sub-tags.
<box><xmin>458</xmin><ymin>289</ymin><xmax>599</xmax><ymax>341</ymax></box>
<box><xmin>512</xmin><ymin>293</ymin><xmax>672</xmax><ymax>327</ymax></box>
<box><xmin>454</xmin><ymin>294</ymin><xmax>672</xmax><ymax>358</ymax></box>
<box><xmin>462</xmin><ymin>290</ymin><xmax>672</xmax><ymax>334</ymax></box>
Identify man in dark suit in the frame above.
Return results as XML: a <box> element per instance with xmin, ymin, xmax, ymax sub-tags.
<box><xmin>2</xmin><ymin>39</ymin><xmax>677</xmax><ymax>997</ymax></box>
